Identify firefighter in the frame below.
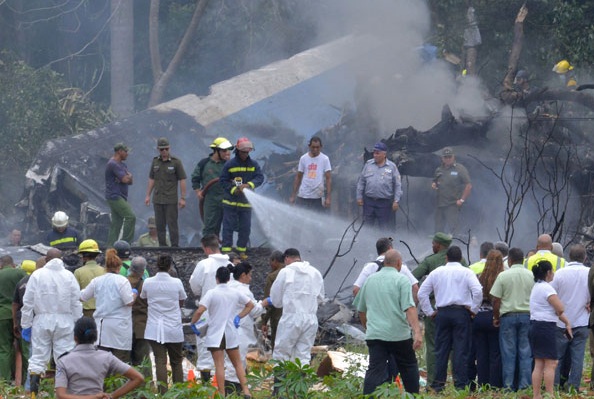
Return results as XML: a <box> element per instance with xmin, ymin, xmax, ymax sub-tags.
<box><xmin>553</xmin><ymin>59</ymin><xmax>577</xmax><ymax>89</ymax></box>
<box><xmin>219</xmin><ymin>137</ymin><xmax>264</xmax><ymax>260</ymax></box>
<box><xmin>45</xmin><ymin>211</ymin><xmax>82</xmax><ymax>249</ymax></box>
<box><xmin>191</xmin><ymin>137</ymin><xmax>234</xmax><ymax>237</ymax></box>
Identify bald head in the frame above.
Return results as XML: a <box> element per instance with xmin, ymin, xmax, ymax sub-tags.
<box><xmin>536</xmin><ymin>234</ymin><xmax>553</xmax><ymax>251</ymax></box>
<box><xmin>46</xmin><ymin>248</ymin><xmax>62</xmax><ymax>261</ymax></box>
<box><xmin>35</xmin><ymin>256</ymin><xmax>47</xmax><ymax>270</ymax></box>
<box><xmin>383</xmin><ymin>249</ymin><xmax>403</xmax><ymax>271</ymax></box>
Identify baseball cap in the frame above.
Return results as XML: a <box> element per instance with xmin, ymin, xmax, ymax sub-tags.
<box><xmin>157</xmin><ymin>137</ymin><xmax>170</xmax><ymax>148</ymax></box>
<box><xmin>114</xmin><ymin>143</ymin><xmax>129</xmax><ymax>152</ymax></box>
<box><xmin>373</xmin><ymin>142</ymin><xmax>388</xmax><ymax>152</ymax></box>
<box><xmin>442</xmin><ymin>147</ymin><xmax>454</xmax><ymax>157</ymax></box>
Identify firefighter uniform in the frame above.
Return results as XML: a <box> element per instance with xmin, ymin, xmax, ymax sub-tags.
<box><xmin>219</xmin><ymin>145</ymin><xmax>264</xmax><ymax>256</ymax></box>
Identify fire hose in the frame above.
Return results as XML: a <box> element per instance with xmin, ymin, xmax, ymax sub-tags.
<box><xmin>198</xmin><ymin>177</ymin><xmax>219</xmax><ymax>222</ymax></box>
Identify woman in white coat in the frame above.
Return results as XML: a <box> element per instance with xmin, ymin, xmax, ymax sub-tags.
<box><xmin>80</xmin><ymin>248</ymin><xmax>134</xmax><ymax>361</ymax></box>
<box><xmin>224</xmin><ymin>262</ymin><xmax>264</xmax><ymax>393</ymax></box>
<box><xmin>191</xmin><ymin>266</ymin><xmax>254</xmax><ymax>398</ymax></box>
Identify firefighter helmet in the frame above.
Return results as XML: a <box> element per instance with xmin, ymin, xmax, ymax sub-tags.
<box><xmin>78</xmin><ymin>239</ymin><xmax>101</xmax><ymax>254</ymax></box>
<box><xmin>553</xmin><ymin>60</ymin><xmax>573</xmax><ymax>74</ymax></box>
<box><xmin>210</xmin><ymin>137</ymin><xmax>233</xmax><ymax>150</ymax></box>
<box><xmin>236</xmin><ymin>137</ymin><xmax>254</xmax><ymax>152</ymax></box>
<box><xmin>51</xmin><ymin>211</ymin><xmax>69</xmax><ymax>228</ymax></box>
<box><xmin>113</xmin><ymin>240</ymin><xmax>131</xmax><ymax>258</ymax></box>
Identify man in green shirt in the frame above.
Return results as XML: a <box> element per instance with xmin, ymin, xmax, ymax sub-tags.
<box><xmin>144</xmin><ymin>137</ymin><xmax>187</xmax><ymax>247</ymax></box>
<box><xmin>432</xmin><ymin>147</ymin><xmax>472</xmax><ymax>234</ymax></box>
<box><xmin>490</xmin><ymin>247</ymin><xmax>533</xmax><ymax>391</ymax></box>
<box><xmin>191</xmin><ymin>137</ymin><xmax>233</xmax><ymax>237</ymax></box>
<box><xmin>355</xmin><ymin>249</ymin><xmax>422</xmax><ymax>395</ymax></box>
<box><xmin>0</xmin><ymin>256</ymin><xmax>27</xmax><ymax>381</ymax></box>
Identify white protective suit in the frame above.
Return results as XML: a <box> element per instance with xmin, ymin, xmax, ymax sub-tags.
<box><xmin>189</xmin><ymin>253</ymin><xmax>230</xmax><ymax>371</ymax></box>
<box><xmin>21</xmin><ymin>258</ymin><xmax>83</xmax><ymax>374</ymax></box>
<box><xmin>224</xmin><ymin>279</ymin><xmax>264</xmax><ymax>383</ymax></box>
<box><xmin>270</xmin><ymin>261</ymin><xmax>325</xmax><ymax>365</ymax></box>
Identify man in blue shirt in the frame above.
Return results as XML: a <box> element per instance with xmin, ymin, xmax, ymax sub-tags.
<box><xmin>105</xmin><ymin>143</ymin><xmax>135</xmax><ymax>245</ymax></box>
<box><xmin>356</xmin><ymin>142</ymin><xmax>402</xmax><ymax>230</ymax></box>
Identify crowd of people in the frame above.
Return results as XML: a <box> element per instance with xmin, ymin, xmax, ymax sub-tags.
<box><xmin>0</xmin><ymin>233</ymin><xmax>326</xmax><ymax>398</ymax></box>
<box><xmin>352</xmin><ymin>232</ymin><xmax>592</xmax><ymax>399</ymax></box>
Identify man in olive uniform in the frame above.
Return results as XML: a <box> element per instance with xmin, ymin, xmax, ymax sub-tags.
<box><xmin>191</xmin><ymin>137</ymin><xmax>233</xmax><ymax>237</ymax></box>
<box><xmin>0</xmin><ymin>256</ymin><xmax>27</xmax><ymax>381</ymax></box>
<box><xmin>432</xmin><ymin>147</ymin><xmax>472</xmax><ymax>234</ymax></box>
<box><xmin>144</xmin><ymin>137</ymin><xmax>187</xmax><ymax>247</ymax></box>
<box><xmin>412</xmin><ymin>232</ymin><xmax>452</xmax><ymax>389</ymax></box>
<box><xmin>261</xmin><ymin>250</ymin><xmax>285</xmax><ymax>350</ymax></box>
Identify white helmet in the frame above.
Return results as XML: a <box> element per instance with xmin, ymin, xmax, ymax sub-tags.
<box><xmin>52</xmin><ymin>211</ymin><xmax>69</xmax><ymax>228</ymax></box>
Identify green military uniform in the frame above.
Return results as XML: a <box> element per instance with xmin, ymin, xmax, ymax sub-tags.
<box><xmin>149</xmin><ymin>155</ymin><xmax>186</xmax><ymax>247</ymax></box>
<box><xmin>434</xmin><ymin>162</ymin><xmax>471</xmax><ymax>234</ymax></box>
<box><xmin>136</xmin><ymin>233</ymin><xmax>169</xmax><ymax>247</ymax></box>
<box><xmin>127</xmin><ymin>275</ymin><xmax>151</xmax><ymax>377</ymax></box>
<box><xmin>0</xmin><ymin>267</ymin><xmax>27</xmax><ymax>380</ymax></box>
<box><xmin>74</xmin><ymin>261</ymin><xmax>105</xmax><ymax>317</ymax></box>
<box><xmin>191</xmin><ymin>157</ymin><xmax>226</xmax><ymax>236</ymax></box>
<box><xmin>262</xmin><ymin>268</ymin><xmax>283</xmax><ymax>350</ymax></box>
<box><xmin>413</xmin><ymin>248</ymin><xmax>447</xmax><ymax>388</ymax></box>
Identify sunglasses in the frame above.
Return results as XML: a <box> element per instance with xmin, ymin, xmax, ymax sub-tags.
<box><xmin>159</xmin><ymin>147</ymin><xmax>170</xmax><ymax>152</ymax></box>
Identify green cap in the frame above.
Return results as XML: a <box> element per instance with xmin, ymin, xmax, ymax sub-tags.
<box><xmin>432</xmin><ymin>232</ymin><xmax>452</xmax><ymax>246</ymax></box>
<box><xmin>157</xmin><ymin>137</ymin><xmax>170</xmax><ymax>148</ymax></box>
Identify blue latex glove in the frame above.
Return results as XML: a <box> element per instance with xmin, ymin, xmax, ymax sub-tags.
<box><xmin>190</xmin><ymin>323</ymin><xmax>201</xmax><ymax>336</ymax></box>
<box><xmin>22</xmin><ymin>327</ymin><xmax>32</xmax><ymax>343</ymax></box>
<box><xmin>233</xmin><ymin>315</ymin><xmax>241</xmax><ymax>328</ymax></box>
<box><xmin>131</xmin><ymin>288</ymin><xmax>138</xmax><ymax>295</ymax></box>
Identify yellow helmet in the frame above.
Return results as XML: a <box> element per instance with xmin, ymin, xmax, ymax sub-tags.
<box><xmin>21</xmin><ymin>260</ymin><xmax>36</xmax><ymax>275</ymax></box>
<box><xmin>552</xmin><ymin>60</ymin><xmax>573</xmax><ymax>74</ymax></box>
<box><xmin>209</xmin><ymin>137</ymin><xmax>233</xmax><ymax>150</ymax></box>
<box><xmin>78</xmin><ymin>239</ymin><xmax>101</xmax><ymax>254</ymax></box>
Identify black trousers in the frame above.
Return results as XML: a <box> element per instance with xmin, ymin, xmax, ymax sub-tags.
<box><xmin>363</xmin><ymin>339</ymin><xmax>419</xmax><ymax>395</ymax></box>
<box><xmin>432</xmin><ymin>306</ymin><xmax>472</xmax><ymax>391</ymax></box>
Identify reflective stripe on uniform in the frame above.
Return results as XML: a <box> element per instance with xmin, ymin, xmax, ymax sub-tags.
<box><xmin>228</xmin><ymin>166</ymin><xmax>256</xmax><ymax>173</ymax></box>
<box><xmin>222</xmin><ymin>199</ymin><xmax>252</xmax><ymax>208</ymax></box>
<box><xmin>50</xmin><ymin>237</ymin><xmax>77</xmax><ymax>246</ymax></box>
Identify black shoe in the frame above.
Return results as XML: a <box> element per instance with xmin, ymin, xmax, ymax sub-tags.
<box><xmin>200</xmin><ymin>370</ymin><xmax>211</xmax><ymax>384</ymax></box>
<box><xmin>30</xmin><ymin>374</ymin><xmax>41</xmax><ymax>395</ymax></box>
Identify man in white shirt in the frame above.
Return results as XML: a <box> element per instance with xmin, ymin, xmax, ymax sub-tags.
<box><xmin>551</xmin><ymin>244</ymin><xmax>590</xmax><ymax>391</ymax></box>
<box><xmin>289</xmin><ymin>136</ymin><xmax>332</xmax><ymax>211</ymax></box>
<box><xmin>189</xmin><ymin>234</ymin><xmax>231</xmax><ymax>382</ymax></box>
<box><xmin>417</xmin><ymin>246</ymin><xmax>482</xmax><ymax>392</ymax></box>
<box><xmin>353</xmin><ymin>237</ymin><xmax>418</xmax><ymax>303</ymax></box>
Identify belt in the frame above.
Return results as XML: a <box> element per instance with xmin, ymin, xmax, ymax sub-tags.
<box><xmin>501</xmin><ymin>311</ymin><xmax>530</xmax><ymax>318</ymax></box>
<box><xmin>437</xmin><ymin>305</ymin><xmax>467</xmax><ymax>311</ymax></box>
<box><xmin>364</xmin><ymin>195</ymin><xmax>392</xmax><ymax>201</ymax></box>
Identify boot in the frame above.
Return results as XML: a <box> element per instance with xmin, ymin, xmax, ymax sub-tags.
<box><xmin>30</xmin><ymin>373</ymin><xmax>41</xmax><ymax>397</ymax></box>
<box><xmin>200</xmin><ymin>370</ymin><xmax>211</xmax><ymax>384</ymax></box>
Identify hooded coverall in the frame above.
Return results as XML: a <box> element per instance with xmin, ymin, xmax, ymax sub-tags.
<box><xmin>21</xmin><ymin>258</ymin><xmax>82</xmax><ymax>374</ymax></box>
<box><xmin>270</xmin><ymin>261</ymin><xmax>325</xmax><ymax>365</ymax></box>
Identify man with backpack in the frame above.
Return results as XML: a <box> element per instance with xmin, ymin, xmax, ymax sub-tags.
<box><xmin>191</xmin><ymin>137</ymin><xmax>234</xmax><ymax>237</ymax></box>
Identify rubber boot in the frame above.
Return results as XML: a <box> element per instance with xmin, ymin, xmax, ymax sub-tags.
<box><xmin>30</xmin><ymin>373</ymin><xmax>41</xmax><ymax>398</ymax></box>
<box><xmin>200</xmin><ymin>370</ymin><xmax>211</xmax><ymax>384</ymax></box>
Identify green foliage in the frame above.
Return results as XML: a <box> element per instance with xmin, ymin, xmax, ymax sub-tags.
<box><xmin>0</xmin><ymin>51</ymin><xmax>112</xmax><ymax>172</ymax></box>
<box><xmin>272</xmin><ymin>358</ymin><xmax>319</xmax><ymax>398</ymax></box>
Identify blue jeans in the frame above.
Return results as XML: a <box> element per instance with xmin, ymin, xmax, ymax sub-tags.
<box><xmin>555</xmin><ymin>326</ymin><xmax>588</xmax><ymax>389</ymax></box>
<box><xmin>499</xmin><ymin>313</ymin><xmax>532</xmax><ymax>390</ymax></box>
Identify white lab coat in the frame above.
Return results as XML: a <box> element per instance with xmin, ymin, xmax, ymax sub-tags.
<box><xmin>270</xmin><ymin>261</ymin><xmax>325</xmax><ymax>365</ymax></box>
<box><xmin>21</xmin><ymin>258</ymin><xmax>82</xmax><ymax>374</ymax></box>
<box><xmin>80</xmin><ymin>272</ymin><xmax>134</xmax><ymax>350</ymax></box>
